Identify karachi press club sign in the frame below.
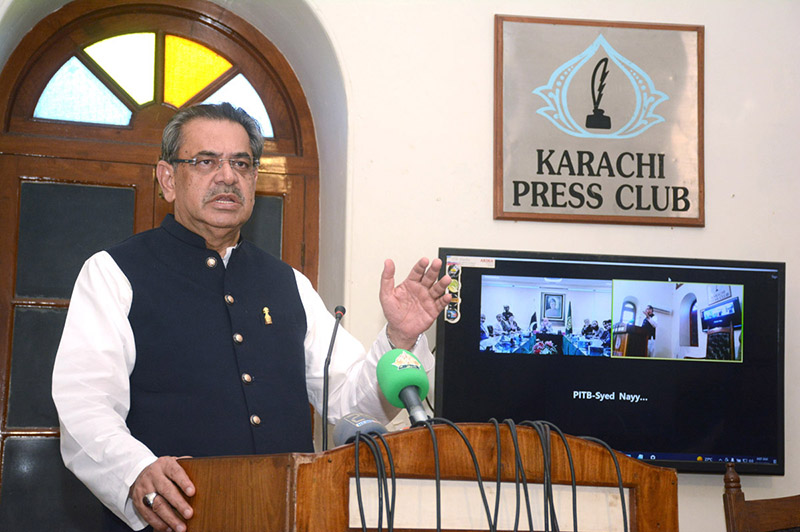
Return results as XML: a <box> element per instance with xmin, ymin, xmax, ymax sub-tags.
<box><xmin>494</xmin><ymin>16</ymin><xmax>704</xmax><ymax>226</ymax></box>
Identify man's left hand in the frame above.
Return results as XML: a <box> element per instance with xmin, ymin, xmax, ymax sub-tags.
<box><xmin>380</xmin><ymin>257</ymin><xmax>452</xmax><ymax>350</ymax></box>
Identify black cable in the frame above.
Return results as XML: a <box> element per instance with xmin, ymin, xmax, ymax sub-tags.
<box><xmin>362</xmin><ymin>434</ymin><xmax>387</xmax><ymax>532</ymax></box>
<box><xmin>504</xmin><ymin>419</ymin><xmax>535</xmax><ymax>532</ymax></box>
<box><xmin>430</xmin><ymin>418</ymin><xmax>497</xmax><ymax>531</ymax></box>
<box><xmin>397</xmin><ymin>416</ymin><xmax>623</xmax><ymax>532</ymax></box>
<box><xmin>529</xmin><ymin>421</ymin><xmax>554</xmax><ymax>531</ymax></box>
<box><xmin>581</xmin><ymin>436</ymin><xmax>629</xmax><ymax>532</ymax></box>
<box><xmin>353</xmin><ymin>433</ymin><xmax>368</xmax><ymax>532</ymax></box>
<box><xmin>505</xmin><ymin>420</ymin><xmax>524</xmax><ymax>532</ymax></box>
<box><xmin>353</xmin><ymin>432</ymin><xmax>388</xmax><ymax>531</ymax></box>
<box><xmin>421</xmin><ymin>420</ymin><xmax>442</xmax><ymax>532</ymax></box>
<box><xmin>374</xmin><ymin>431</ymin><xmax>397</xmax><ymax>532</ymax></box>
<box><xmin>521</xmin><ymin>421</ymin><xmax>578</xmax><ymax>532</ymax></box>
<box><xmin>488</xmin><ymin>418</ymin><xmax>503</xmax><ymax>532</ymax></box>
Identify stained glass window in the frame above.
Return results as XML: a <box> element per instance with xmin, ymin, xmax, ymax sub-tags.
<box><xmin>85</xmin><ymin>33</ymin><xmax>155</xmax><ymax>105</ymax></box>
<box><xmin>31</xmin><ymin>33</ymin><xmax>274</xmax><ymax>136</ymax></box>
<box><xmin>33</xmin><ymin>57</ymin><xmax>132</xmax><ymax>125</ymax></box>
<box><xmin>164</xmin><ymin>35</ymin><xmax>231</xmax><ymax>107</ymax></box>
<box><xmin>203</xmin><ymin>73</ymin><xmax>274</xmax><ymax>137</ymax></box>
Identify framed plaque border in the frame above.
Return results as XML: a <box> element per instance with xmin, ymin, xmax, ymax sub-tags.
<box><xmin>493</xmin><ymin>15</ymin><xmax>705</xmax><ymax>226</ymax></box>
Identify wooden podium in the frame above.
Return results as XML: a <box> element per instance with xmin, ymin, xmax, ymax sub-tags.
<box><xmin>179</xmin><ymin>423</ymin><xmax>677</xmax><ymax>531</ymax></box>
<box><xmin>613</xmin><ymin>324</ymin><xmax>649</xmax><ymax>357</ymax></box>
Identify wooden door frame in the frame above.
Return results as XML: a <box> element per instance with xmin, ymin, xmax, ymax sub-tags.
<box><xmin>0</xmin><ymin>0</ymin><xmax>320</xmax><ymax>493</ymax></box>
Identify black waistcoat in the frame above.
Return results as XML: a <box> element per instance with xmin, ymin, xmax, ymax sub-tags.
<box><xmin>107</xmin><ymin>215</ymin><xmax>313</xmax><ymax>459</ymax></box>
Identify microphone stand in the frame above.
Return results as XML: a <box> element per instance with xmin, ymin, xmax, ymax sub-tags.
<box><xmin>321</xmin><ymin>305</ymin><xmax>346</xmax><ymax>451</ymax></box>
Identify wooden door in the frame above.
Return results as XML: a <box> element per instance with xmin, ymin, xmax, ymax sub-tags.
<box><xmin>0</xmin><ymin>2</ymin><xmax>319</xmax><ymax>528</ymax></box>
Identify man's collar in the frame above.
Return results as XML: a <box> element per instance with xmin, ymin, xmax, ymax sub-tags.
<box><xmin>161</xmin><ymin>214</ymin><xmax>208</xmax><ymax>249</ymax></box>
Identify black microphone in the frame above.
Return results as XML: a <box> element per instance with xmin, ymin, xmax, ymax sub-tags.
<box><xmin>376</xmin><ymin>349</ymin><xmax>430</xmax><ymax>425</ymax></box>
<box><xmin>332</xmin><ymin>412</ymin><xmax>388</xmax><ymax>447</ymax></box>
<box><xmin>322</xmin><ymin>305</ymin><xmax>346</xmax><ymax>451</ymax></box>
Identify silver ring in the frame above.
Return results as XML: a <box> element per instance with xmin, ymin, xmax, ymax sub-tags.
<box><xmin>143</xmin><ymin>492</ymin><xmax>158</xmax><ymax>508</ymax></box>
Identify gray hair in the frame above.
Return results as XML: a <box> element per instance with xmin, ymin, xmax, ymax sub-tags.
<box><xmin>160</xmin><ymin>102</ymin><xmax>264</xmax><ymax>163</ymax></box>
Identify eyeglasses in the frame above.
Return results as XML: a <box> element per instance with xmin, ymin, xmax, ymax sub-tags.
<box><xmin>171</xmin><ymin>157</ymin><xmax>258</xmax><ymax>176</ymax></box>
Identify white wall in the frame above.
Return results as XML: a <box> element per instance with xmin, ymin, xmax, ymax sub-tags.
<box><xmin>307</xmin><ymin>2</ymin><xmax>799</xmax><ymax>532</ymax></box>
<box><xmin>1</xmin><ymin>1</ymin><xmax>797</xmax><ymax>531</ymax></box>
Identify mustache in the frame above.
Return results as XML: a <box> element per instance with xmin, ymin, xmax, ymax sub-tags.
<box><xmin>203</xmin><ymin>185</ymin><xmax>245</xmax><ymax>204</ymax></box>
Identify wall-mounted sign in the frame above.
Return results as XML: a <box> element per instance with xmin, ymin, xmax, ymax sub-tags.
<box><xmin>494</xmin><ymin>16</ymin><xmax>704</xmax><ymax>226</ymax></box>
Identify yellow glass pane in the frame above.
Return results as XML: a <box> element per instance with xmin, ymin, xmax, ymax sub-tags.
<box><xmin>165</xmin><ymin>35</ymin><xmax>232</xmax><ymax>107</ymax></box>
<box><xmin>85</xmin><ymin>33</ymin><xmax>155</xmax><ymax>105</ymax></box>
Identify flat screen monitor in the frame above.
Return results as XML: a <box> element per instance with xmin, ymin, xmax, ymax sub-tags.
<box><xmin>435</xmin><ymin>248</ymin><xmax>785</xmax><ymax>474</ymax></box>
<box><xmin>701</xmin><ymin>297</ymin><xmax>742</xmax><ymax>331</ymax></box>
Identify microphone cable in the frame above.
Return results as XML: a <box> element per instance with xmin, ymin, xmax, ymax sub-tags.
<box><xmin>431</xmin><ymin>418</ymin><xmax>498</xmax><ymax>531</ymax></box>
<box><xmin>373</xmin><ymin>431</ymin><xmax>397</xmax><ymax>532</ymax></box>
<box><xmin>488</xmin><ymin>418</ymin><xmax>503</xmax><ymax>532</ymax></box>
<box><xmin>580</xmin><ymin>436</ymin><xmax>629</xmax><ymax>532</ymax></box>
<box><xmin>520</xmin><ymin>421</ymin><xmax>578</xmax><ymax>532</ymax></box>
<box><xmin>353</xmin><ymin>431</ymin><xmax>389</xmax><ymax>531</ymax></box>
<box><xmin>503</xmin><ymin>419</ymin><xmax>535</xmax><ymax>532</ymax></box>
<box><xmin>419</xmin><ymin>420</ymin><xmax>442</xmax><ymax>532</ymax></box>
<box><xmin>521</xmin><ymin>420</ymin><xmax>578</xmax><ymax>532</ymax></box>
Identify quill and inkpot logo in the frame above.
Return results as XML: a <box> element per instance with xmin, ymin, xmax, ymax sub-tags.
<box><xmin>586</xmin><ymin>57</ymin><xmax>611</xmax><ymax>130</ymax></box>
<box><xmin>510</xmin><ymin>34</ymin><xmax>695</xmax><ymax>214</ymax></box>
<box><xmin>533</xmin><ymin>35</ymin><xmax>668</xmax><ymax>139</ymax></box>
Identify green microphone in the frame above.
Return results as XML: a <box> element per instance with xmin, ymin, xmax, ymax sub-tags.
<box><xmin>376</xmin><ymin>349</ymin><xmax>430</xmax><ymax>425</ymax></box>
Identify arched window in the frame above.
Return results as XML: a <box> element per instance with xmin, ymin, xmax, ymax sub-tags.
<box><xmin>678</xmin><ymin>293</ymin><xmax>699</xmax><ymax>347</ymax></box>
<box><xmin>0</xmin><ymin>2</ymin><xmax>318</xmax><ymax>528</ymax></box>
<box><xmin>620</xmin><ymin>300</ymin><xmax>637</xmax><ymax>324</ymax></box>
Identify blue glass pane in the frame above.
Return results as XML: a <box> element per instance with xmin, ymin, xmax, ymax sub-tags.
<box><xmin>33</xmin><ymin>57</ymin><xmax>132</xmax><ymax>125</ymax></box>
<box><xmin>7</xmin><ymin>306</ymin><xmax>67</xmax><ymax>428</ymax></box>
<box><xmin>0</xmin><ymin>437</ymin><xmax>104</xmax><ymax>530</ymax></box>
<box><xmin>202</xmin><ymin>73</ymin><xmax>274</xmax><ymax>137</ymax></box>
<box><xmin>16</xmin><ymin>181</ymin><xmax>135</xmax><ymax>299</ymax></box>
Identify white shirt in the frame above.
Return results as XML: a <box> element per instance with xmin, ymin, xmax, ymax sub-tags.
<box><xmin>51</xmin><ymin>250</ymin><xmax>433</xmax><ymax>529</ymax></box>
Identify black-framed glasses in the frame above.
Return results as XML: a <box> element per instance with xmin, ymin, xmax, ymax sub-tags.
<box><xmin>171</xmin><ymin>157</ymin><xmax>258</xmax><ymax>177</ymax></box>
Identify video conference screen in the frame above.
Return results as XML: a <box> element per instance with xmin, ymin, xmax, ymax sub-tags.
<box><xmin>435</xmin><ymin>248</ymin><xmax>785</xmax><ymax>474</ymax></box>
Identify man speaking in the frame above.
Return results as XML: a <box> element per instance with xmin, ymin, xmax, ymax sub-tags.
<box><xmin>51</xmin><ymin>103</ymin><xmax>451</xmax><ymax>532</ymax></box>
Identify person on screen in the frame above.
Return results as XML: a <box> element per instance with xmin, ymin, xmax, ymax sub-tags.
<box><xmin>582</xmin><ymin>320</ymin><xmax>599</xmax><ymax>337</ymax></box>
<box><xmin>599</xmin><ymin>320</ymin><xmax>612</xmax><ymax>347</ymax></box>
<box><xmin>480</xmin><ymin>313</ymin><xmax>490</xmax><ymax>339</ymax></box>
<box><xmin>501</xmin><ymin>307</ymin><xmax>521</xmax><ymax>332</ymax></box>
<box><xmin>51</xmin><ymin>103</ymin><xmax>452</xmax><ymax>532</ymax></box>
<box><xmin>495</xmin><ymin>313</ymin><xmax>509</xmax><ymax>335</ymax></box>
<box><xmin>642</xmin><ymin>305</ymin><xmax>658</xmax><ymax>356</ymax></box>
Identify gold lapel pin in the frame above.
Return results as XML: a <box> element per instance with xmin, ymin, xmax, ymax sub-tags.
<box><xmin>262</xmin><ymin>307</ymin><xmax>273</xmax><ymax>325</ymax></box>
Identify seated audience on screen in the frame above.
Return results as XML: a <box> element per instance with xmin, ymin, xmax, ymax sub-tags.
<box><xmin>495</xmin><ymin>314</ymin><xmax>509</xmax><ymax>335</ymax></box>
<box><xmin>480</xmin><ymin>313</ymin><xmax>490</xmax><ymax>340</ymax></box>
<box><xmin>599</xmin><ymin>319</ymin><xmax>612</xmax><ymax>347</ymax></box>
